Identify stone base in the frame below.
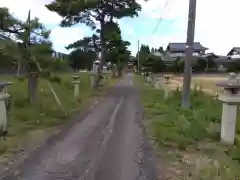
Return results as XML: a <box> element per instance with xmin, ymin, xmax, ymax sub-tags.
<box><xmin>218</xmin><ymin>95</ymin><xmax>240</xmax><ymax>144</ymax></box>
<box><xmin>0</xmin><ymin>93</ymin><xmax>9</xmax><ymax>133</ymax></box>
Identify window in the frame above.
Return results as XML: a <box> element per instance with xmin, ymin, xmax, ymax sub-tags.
<box><xmin>177</xmin><ymin>52</ymin><xmax>184</xmax><ymax>56</ymax></box>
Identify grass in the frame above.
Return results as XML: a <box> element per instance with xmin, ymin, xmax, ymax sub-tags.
<box><xmin>172</xmin><ymin>75</ymin><xmax>226</xmax><ymax>94</ymax></box>
<box><xmin>135</xmin><ymin>75</ymin><xmax>240</xmax><ymax>179</ymax></box>
<box><xmin>192</xmin><ymin>78</ymin><xmax>224</xmax><ymax>94</ymax></box>
<box><xmin>0</xmin><ymin>72</ymin><xmax>116</xmax><ymax>156</ymax></box>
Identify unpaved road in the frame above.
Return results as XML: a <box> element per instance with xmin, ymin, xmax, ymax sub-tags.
<box><xmin>0</xmin><ymin>73</ymin><xmax>157</xmax><ymax>180</ymax></box>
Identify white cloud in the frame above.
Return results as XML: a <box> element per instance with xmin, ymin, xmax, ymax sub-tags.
<box><xmin>137</xmin><ymin>0</ymin><xmax>240</xmax><ymax>55</ymax></box>
<box><xmin>0</xmin><ymin>0</ymin><xmax>88</xmax><ymax>52</ymax></box>
<box><xmin>0</xmin><ymin>0</ymin><xmax>61</xmax><ymax>24</ymax></box>
<box><xmin>50</xmin><ymin>27</ymin><xmax>85</xmax><ymax>52</ymax></box>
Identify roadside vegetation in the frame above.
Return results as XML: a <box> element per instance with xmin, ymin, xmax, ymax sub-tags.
<box><xmin>135</xmin><ymin>75</ymin><xmax>240</xmax><ymax>179</ymax></box>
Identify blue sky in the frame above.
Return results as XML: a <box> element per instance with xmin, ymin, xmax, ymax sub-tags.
<box><xmin>1</xmin><ymin>0</ymin><xmax>240</xmax><ymax>56</ymax></box>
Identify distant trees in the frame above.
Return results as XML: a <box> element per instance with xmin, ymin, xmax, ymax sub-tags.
<box><xmin>136</xmin><ymin>44</ymin><xmax>165</xmax><ymax>73</ymax></box>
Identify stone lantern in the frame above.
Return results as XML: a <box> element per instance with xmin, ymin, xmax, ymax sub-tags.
<box><xmin>71</xmin><ymin>74</ymin><xmax>80</xmax><ymax>98</ymax></box>
<box><xmin>0</xmin><ymin>81</ymin><xmax>12</xmax><ymax>136</ymax></box>
<box><xmin>216</xmin><ymin>72</ymin><xmax>240</xmax><ymax>144</ymax></box>
<box><xmin>107</xmin><ymin>62</ymin><xmax>112</xmax><ymax>79</ymax></box>
<box><xmin>90</xmin><ymin>59</ymin><xmax>100</xmax><ymax>88</ymax></box>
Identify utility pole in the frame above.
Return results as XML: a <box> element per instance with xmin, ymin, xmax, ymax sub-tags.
<box><xmin>181</xmin><ymin>0</ymin><xmax>197</xmax><ymax>108</ymax></box>
<box><xmin>137</xmin><ymin>40</ymin><xmax>140</xmax><ymax>72</ymax></box>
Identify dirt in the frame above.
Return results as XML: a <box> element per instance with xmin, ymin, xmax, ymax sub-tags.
<box><xmin>0</xmin><ymin>73</ymin><xmax>158</xmax><ymax>180</ymax></box>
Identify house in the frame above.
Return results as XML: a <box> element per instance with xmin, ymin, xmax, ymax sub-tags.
<box><xmin>227</xmin><ymin>47</ymin><xmax>240</xmax><ymax>59</ymax></box>
<box><xmin>166</xmin><ymin>42</ymin><xmax>208</xmax><ymax>58</ymax></box>
<box><xmin>152</xmin><ymin>52</ymin><xmax>175</xmax><ymax>66</ymax></box>
<box><xmin>201</xmin><ymin>52</ymin><xmax>219</xmax><ymax>59</ymax></box>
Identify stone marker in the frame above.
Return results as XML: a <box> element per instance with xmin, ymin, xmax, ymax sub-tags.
<box><xmin>216</xmin><ymin>72</ymin><xmax>240</xmax><ymax>144</ymax></box>
<box><xmin>0</xmin><ymin>81</ymin><xmax>12</xmax><ymax>107</ymax></box>
<box><xmin>90</xmin><ymin>60</ymin><xmax>100</xmax><ymax>89</ymax></box>
<box><xmin>0</xmin><ymin>81</ymin><xmax>11</xmax><ymax>136</ymax></box>
<box><xmin>0</xmin><ymin>81</ymin><xmax>12</xmax><ymax>93</ymax></box>
<box><xmin>103</xmin><ymin>66</ymin><xmax>108</xmax><ymax>81</ymax></box>
<box><xmin>71</xmin><ymin>74</ymin><xmax>80</xmax><ymax>98</ymax></box>
<box><xmin>154</xmin><ymin>78</ymin><xmax>160</xmax><ymax>89</ymax></box>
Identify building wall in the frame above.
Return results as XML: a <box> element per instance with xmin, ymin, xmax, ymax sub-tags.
<box><xmin>169</xmin><ymin>51</ymin><xmax>201</xmax><ymax>58</ymax></box>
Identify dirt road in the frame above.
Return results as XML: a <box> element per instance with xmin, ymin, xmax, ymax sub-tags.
<box><xmin>0</xmin><ymin>73</ymin><xmax>157</xmax><ymax>180</ymax></box>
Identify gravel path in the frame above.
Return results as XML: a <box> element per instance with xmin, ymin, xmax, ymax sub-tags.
<box><xmin>0</xmin><ymin>73</ymin><xmax>157</xmax><ymax>180</ymax></box>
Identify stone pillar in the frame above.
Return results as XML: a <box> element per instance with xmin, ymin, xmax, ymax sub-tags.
<box><xmin>103</xmin><ymin>66</ymin><xmax>108</xmax><ymax>82</ymax></box>
<box><xmin>107</xmin><ymin>72</ymin><xmax>111</xmax><ymax>80</ymax></box>
<box><xmin>154</xmin><ymin>78</ymin><xmax>160</xmax><ymax>89</ymax></box>
<box><xmin>90</xmin><ymin>59</ymin><xmax>100</xmax><ymax>89</ymax></box>
<box><xmin>0</xmin><ymin>93</ymin><xmax>10</xmax><ymax>134</ymax></box>
<box><xmin>216</xmin><ymin>72</ymin><xmax>240</xmax><ymax>144</ymax></box>
<box><xmin>90</xmin><ymin>72</ymin><xmax>96</xmax><ymax>89</ymax></box>
<box><xmin>71</xmin><ymin>75</ymin><xmax>80</xmax><ymax>98</ymax></box>
<box><xmin>218</xmin><ymin>96</ymin><xmax>240</xmax><ymax>144</ymax></box>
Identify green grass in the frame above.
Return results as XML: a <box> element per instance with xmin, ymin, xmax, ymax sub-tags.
<box><xmin>135</xmin><ymin>75</ymin><xmax>240</xmax><ymax>179</ymax></box>
<box><xmin>0</xmin><ymin>72</ymin><xmax>115</xmax><ymax>155</ymax></box>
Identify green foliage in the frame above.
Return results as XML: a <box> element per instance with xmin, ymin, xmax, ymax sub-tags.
<box><xmin>137</xmin><ymin>44</ymin><xmax>150</xmax><ymax>68</ymax></box>
<box><xmin>46</xmin><ymin>0</ymin><xmax>141</xmax><ymax>28</ymax></box>
<box><xmin>196</xmin><ymin>57</ymin><xmax>207</xmax><ymax>70</ymax></box>
<box><xmin>46</xmin><ymin>0</ymin><xmax>141</xmax><ymax>67</ymax></box>
<box><xmin>134</xmin><ymin>75</ymin><xmax>240</xmax><ymax>178</ymax></box>
<box><xmin>168</xmin><ymin>58</ymin><xmax>184</xmax><ymax>73</ymax></box>
<box><xmin>0</xmin><ymin>7</ymin><xmax>55</xmax><ymax>74</ymax></box>
<box><xmin>68</xmin><ymin>49</ymin><xmax>96</xmax><ymax>70</ymax></box>
<box><xmin>143</xmin><ymin>89</ymin><xmax>221</xmax><ymax>149</ymax></box>
<box><xmin>66</xmin><ymin>20</ymin><xmax>131</xmax><ymax>71</ymax></box>
<box><xmin>143</xmin><ymin>54</ymin><xmax>165</xmax><ymax>73</ymax></box>
<box><xmin>227</xmin><ymin>62</ymin><xmax>240</xmax><ymax>72</ymax></box>
<box><xmin>0</xmin><ymin>73</ymin><xmax>92</xmax><ymax>154</ymax></box>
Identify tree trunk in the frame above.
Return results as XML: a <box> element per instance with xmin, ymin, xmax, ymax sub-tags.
<box><xmin>16</xmin><ymin>60</ymin><xmax>21</xmax><ymax>77</ymax></box>
<box><xmin>94</xmin><ymin>20</ymin><xmax>105</xmax><ymax>89</ymax></box>
<box><xmin>28</xmin><ymin>72</ymin><xmax>38</xmax><ymax>104</ymax></box>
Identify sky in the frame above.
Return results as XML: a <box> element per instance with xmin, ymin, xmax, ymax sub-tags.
<box><xmin>1</xmin><ymin>0</ymin><xmax>240</xmax><ymax>56</ymax></box>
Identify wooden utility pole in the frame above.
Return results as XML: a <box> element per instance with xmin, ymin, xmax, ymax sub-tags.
<box><xmin>137</xmin><ymin>40</ymin><xmax>140</xmax><ymax>72</ymax></box>
<box><xmin>181</xmin><ymin>0</ymin><xmax>197</xmax><ymax>108</ymax></box>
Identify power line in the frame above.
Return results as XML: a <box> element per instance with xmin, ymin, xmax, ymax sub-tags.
<box><xmin>137</xmin><ymin>0</ymin><xmax>174</xmax><ymax>71</ymax></box>
<box><xmin>151</xmin><ymin>0</ymin><xmax>172</xmax><ymax>36</ymax></box>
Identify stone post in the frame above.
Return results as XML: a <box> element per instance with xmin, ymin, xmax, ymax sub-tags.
<box><xmin>103</xmin><ymin>66</ymin><xmax>108</xmax><ymax>82</ymax></box>
<box><xmin>71</xmin><ymin>74</ymin><xmax>80</xmax><ymax>98</ymax></box>
<box><xmin>90</xmin><ymin>60</ymin><xmax>100</xmax><ymax>89</ymax></box>
<box><xmin>0</xmin><ymin>81</ymin><xmax>12</xmax><ymax>108</ymax></box>
<box><xmin>216</xmin><ymin>72</ymin><xmax>240</xmax><ymax>144</ymax></box>
<box><xmin>0</xmin><ymin>92</ymin><xmax>10</xmax><ymax>135</ymax></box>
<box><xmin>90</xmin><ymin>71</ymin><xmax>95</xmax><ymax>89</ymax></box>
<box><xmin>154</xmin><ymin>78</ymin><xmax>161</xmax><ymax>89</ymax></box>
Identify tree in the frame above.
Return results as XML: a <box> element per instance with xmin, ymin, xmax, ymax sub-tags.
<box><xmin>66</xmin><ymin>34</ymin><xmax>99</xmax><ymax>71</ymax></box>
<box><xmin>104</xmin><ymin>21</ymin><xmax>131</xmax><ymax>75</ymax></box>
<box><xmin>148</xmin><ymin>54</ymin><xmax>165</xmax><ymax>73</ymax></box>
<box><xmin>157</xmin><ymin>46</ymin><xmax>164</xmax><ymax>53</ymax></box>
<box><xmin>136</xmin><ymin>44</ymin><xmax>150</xmax><ymax>69</ymax></box>
<box><xmin>46</xmin><ymin>0</ymin><xmax>141</xmax><ymax>86</ymax></box>
<box><xmin>0</xmin><ymin>8</ymin><xmax>53</xmax><ymax>104</ymax></box>
<box><xmin>68</xmin><ymin>49</ymin><xmax>96</xmax><ymax>71</ymax></box>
